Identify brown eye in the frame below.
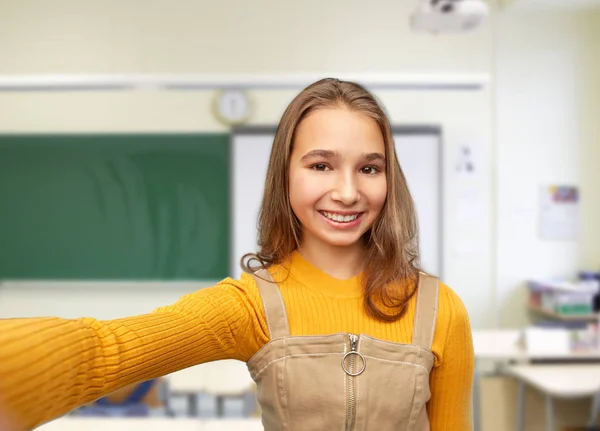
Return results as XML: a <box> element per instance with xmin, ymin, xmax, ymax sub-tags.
<box><xmin>360</xmin><ymin>165</ymin><xmax>380</xmax><ymax>175</ymax></box>
<box><xmin>311</xmin><ymin>163</ymin><xmax>329</xmax><ymax>171</ymax></box>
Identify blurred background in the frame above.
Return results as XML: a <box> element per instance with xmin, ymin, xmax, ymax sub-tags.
<box><xmin>0</xmin><ymin>0</ymin><xmax>599</xmax><ymax>430</ymax></box>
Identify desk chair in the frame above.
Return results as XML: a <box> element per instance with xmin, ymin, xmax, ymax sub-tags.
<box><xmin>74</xmin><ymin>378</ymin><xmax>175</xmax><ymax>417</ymax></box>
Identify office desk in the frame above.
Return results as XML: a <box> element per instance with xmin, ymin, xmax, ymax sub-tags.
<box><xmin>473</xmin><ymin>329</ymin><xmax>527</xmax><ymax>364</ymax></box>
<box><xmin>507</xmin><ymin>364</ymin><xmax>600</xmax><ymax>431</ymax></box>
<box><xmin>473</xmin><ymin>329</ymin><xmax>600</xmax><ymax>362</ymax></box>
<box><xmin>168</xmin><ymin>360</ymin><xmax>256</xmax><ymax>417</ymax></box>
<box><xmin>202</xmin><ymin>419</ymin><xmax>264</xmax><ymax>431</ymax></box>
<box><xmin>37</xmin><ymin>418</ymin><xmax>202</xmax><ymax>431</ymax></box>
<box><xmin>472</xmin><ymin>329</ymin><xmax>600</xmax><ymax>431</ymax></box>
<box><xmin>38</xmin><ymin>418</ymin><xmax>264</xmax><ymax>431</ymax></box>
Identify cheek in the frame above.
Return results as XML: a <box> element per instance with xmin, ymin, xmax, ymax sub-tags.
<box><xmin>289</xmin><ymin>170</ymin><xmax>318</xmax><ymax>216</ymax></box>
<box><xmin>367</xmin><ymin>178</ymin><xmax>387</xmax><ymax>212</ymax></box>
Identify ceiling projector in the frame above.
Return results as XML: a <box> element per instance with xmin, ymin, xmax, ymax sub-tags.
<box><xmin>410</xmin><ymin>0</ymin><xmax>489</xmax><ymax>34</ymax></box>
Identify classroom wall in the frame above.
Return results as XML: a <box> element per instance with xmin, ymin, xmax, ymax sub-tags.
<box><xmin>581</xmin><ymin>11</ymin><xmax>600</xmax><ymax>274</ymax></box>
<box><xmin>0</xmin><ymin>1</ymin><xmax>597</xmax><ymax>330</ymax></box>
<box><xmin>0</xmin><ymin>87</ymin><xmax>494</xmax><ymax>325</ymax></box>
<box><xmin>0</xmin><ymin>89</ymin><xmax>495</xmax><ymax>326</ymax></box>
<box><xmin>0</xmin><ymin>0</ymin><xmax>497</xmax><ymax>326</ymax></box>
<box><xmin>0</xmin><ymin>0</ymin><xmax>492</xmax><ymax>75</ymax></box>
<box><xmin>494</xmin><ymin>5</ymin><xmax>600</xmax><ymax>327</ymax></box>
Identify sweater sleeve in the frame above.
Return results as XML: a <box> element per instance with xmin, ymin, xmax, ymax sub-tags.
<box><xmin>427</xmin><ymin>284</ymin><xmax>475</xmax><ymax>431</ymax></box>
<box><xmin>0</xmin><ymin>277</ymin><xmax>268</xmax><ymax>431</ymax></box>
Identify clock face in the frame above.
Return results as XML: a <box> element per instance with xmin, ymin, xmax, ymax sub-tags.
<box><xmin>214</xmin><ymin>90</ymin><xmax>252</xmax><ymax>125</ymax></box>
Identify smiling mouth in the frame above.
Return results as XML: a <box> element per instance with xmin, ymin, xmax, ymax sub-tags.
<box><xmin>319</xmin><ymin>211</ymin><xmax>363</xmax><ymax>223</ymax></box>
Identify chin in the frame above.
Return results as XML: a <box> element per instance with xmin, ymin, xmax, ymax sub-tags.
<box><xmin>317</xmin><ymin>234</ymin><xmax>365</xmax><ymax>248</ymax></box>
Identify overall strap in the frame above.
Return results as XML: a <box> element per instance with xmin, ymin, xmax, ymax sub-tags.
<box><xmin>252</xmin><ymin>268</ymin><xmax>290</xmax><ymax>340</ymax></box>
<box><xmin>411</xmin><ymin>273</ymin><xmax>440</xmax><ymax>351</ymax></box>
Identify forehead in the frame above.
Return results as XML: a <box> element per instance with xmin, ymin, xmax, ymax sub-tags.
<box><xmin>293</xmin><ymin>107</ymin><xmax>385</xmax><ymax>156</ymax></box>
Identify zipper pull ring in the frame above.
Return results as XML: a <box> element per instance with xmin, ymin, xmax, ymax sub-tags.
<box><xmin>342</xmin><ymin>333</ymin><xmax>366</xmax><ymax>376</ymax></box>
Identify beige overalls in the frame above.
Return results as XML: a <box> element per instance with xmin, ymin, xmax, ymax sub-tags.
<box><xmin>246</xmin><ymin>269</ymin><xmax>440</xmax><ymax>431</ymax></box>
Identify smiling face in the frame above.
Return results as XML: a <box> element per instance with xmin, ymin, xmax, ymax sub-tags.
<box><xmin>289</xmin><ymin>106</ymin><xmax>387</xmax><ymax>251</ymax></box>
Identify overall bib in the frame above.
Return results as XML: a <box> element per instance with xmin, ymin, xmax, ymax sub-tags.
<box><xmin>246</xmin><ymin>269</ymin><xmax>440</xmax><ymax>431</ymax></box>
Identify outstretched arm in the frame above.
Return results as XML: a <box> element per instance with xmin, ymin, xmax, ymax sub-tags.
<box><xmin>0</xmin><ymin>279</ymin><xmax>265</xmax><ymax>430</ymax></box>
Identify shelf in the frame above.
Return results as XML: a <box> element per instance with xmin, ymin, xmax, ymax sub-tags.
<box><xmin>528</xmin><ymin>304</ymin><xmax>599</xmax><ymax>322</ymax></box>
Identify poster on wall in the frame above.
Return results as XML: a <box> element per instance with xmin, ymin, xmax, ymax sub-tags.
<box><xmin>539</xmin><ymin>185</ymin><xmax>579</xmax><ymax>241</ymax></box>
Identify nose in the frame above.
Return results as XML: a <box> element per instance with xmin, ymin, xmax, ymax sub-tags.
<box><xmin>331</xmin><ymin>171</ymin><xmax>360</xmax><ymax>205</ymax></box>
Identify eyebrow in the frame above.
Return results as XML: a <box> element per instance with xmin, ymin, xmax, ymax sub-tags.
<box><xmin>300</xmin><ymin>149</ymin><xmax>386</xmax><ymax>163</ymax></box>
<box><xmin>300</xmin><ymin>149</ymin><xmax>339</xmax><ymax>161</ymax></box>
<box><xmin>364</xmin><ymin>152</ymin><xmax>386</xmax><ymax>163</ymax></box>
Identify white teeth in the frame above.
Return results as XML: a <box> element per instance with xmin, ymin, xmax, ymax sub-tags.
<box><xmin>322</xmin><ymin>212</ymin><xmax>360</xmax><ymax>223</ymax></box>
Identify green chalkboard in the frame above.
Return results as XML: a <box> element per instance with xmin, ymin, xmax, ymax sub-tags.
<box><xmin>0</xmin><ymin>134</ymin><xmax>230</xmax><ymax>280</ymax></box>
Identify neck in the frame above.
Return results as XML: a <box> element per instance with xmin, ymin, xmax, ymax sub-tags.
<box><xmin>297</xmin><ymin>236</ymin><xmax>365</xmax><ymax>280</ymax></box>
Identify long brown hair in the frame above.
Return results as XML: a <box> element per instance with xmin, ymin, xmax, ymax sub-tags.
<box><xmin>242</xmin><ymin>78</ymin><xmax>421</xmax><ymax>322</ymax></box>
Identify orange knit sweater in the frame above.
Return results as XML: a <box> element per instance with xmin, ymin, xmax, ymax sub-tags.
<box><xmin>0</xmin><ymin>251</ymin><xmax>474</xmax><ymax>430</ymax></box>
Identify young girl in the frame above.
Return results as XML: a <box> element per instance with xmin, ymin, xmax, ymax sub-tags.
<box><xmin>0</xmin><ymin>78</ymin><xmax>474</xmax><ymax>431</ymax></box>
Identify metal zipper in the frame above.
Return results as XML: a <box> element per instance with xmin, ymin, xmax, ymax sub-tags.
<box><xmin>342</xmin><ymin>333</ymin><xmax>365</xmax><ymax>431</ymax></box>
<box><xmin>347</xmin><ymin>334</ymin><xmax>358</xmax><ymax>431</ymax></box>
